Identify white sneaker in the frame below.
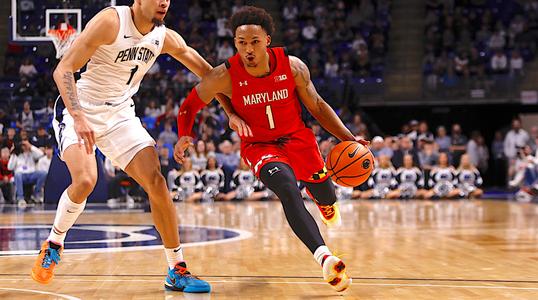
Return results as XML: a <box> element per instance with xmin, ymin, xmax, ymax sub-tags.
<box><xmin>322</xmin><ymin>255</ymin><xmax>352</xmax><ymax>292</ymax></box>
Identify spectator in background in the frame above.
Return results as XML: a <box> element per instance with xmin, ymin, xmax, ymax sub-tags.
<box><xmin>216</xmin><ymin>140</ymin><xmax>240</xmax><ymax>172</ymax></box>
<box><xmin>324</xmin><ymin>55</ymin><xmax>339</xmax><ymax>78</ymax></box>
<box><xmin>3</xmin><ymin>128</ymin><xmax>18</xmax><ymax>150</ymax></box>
<box><xmin>17</xmin><ymin>101</ymin><xmax>36</xmax><ymax>132</ymax></box>
<box><xmin>144</xmin><ymin>99</ymin><xmax>162</xmax><ymax>118</ymax></box>
<box><xmin>0</xmin><ymin>147</ymin><xmax>14</xmax><ymax>203</ymax></box>
<box><xmin>504</xmin><ymin>117</ymin><xmax>529</xmax><ymax>162</ymax></box>
<box><xmin>407</xmin><ymin>120</ymin><xmax>419</xmax><ymax>143</ymax></box>
<box><xmin>31</xmin><ymin>127</ymin><xmax>51</xmax><ymax>148</ymax></box>
<box><xmin>509</xmin><ymin>49</ymin><xmax>524</xmax><ymax>77</ymax></box>
<box><xmin>7</xmin><ymin>139</ymin><xmax>45</xmax><ymax>205</ymax></box>
<box><xmin>417</xmin><ymin>121</ymin><xmax>434</xmax><ymax>142</ymax></box>
<box><xmin>36</xmin><ymin>145</ymin><xmax>52</xmax><ymax>178</ymax></box>
<box><xmin>302</xmin><ymin>19</ymin><xmax>318</xmax><ymax>41</ymax></box>
<box><xmin>383</xmin><ymin>136</ymin><xmax>396</xmax><ymax>157</ymax></box>
<box><xmin>19</xmin><ymin>57</ymin><xmax>38</xmax><ymax>78</ymax></box>
<box><xmin>392</xmin><ymin>136</ymin><xmax>420</xmax><ymax>169</ymax></box>
<box><xmin>490</xmin><ymin>50</ymin><xmax>508</xmax><ymax>74</ymax></box>
<box><xmin>467</xmin><ymin>131</ymin><xmax>489</xmax><ymax>175</ymax></box>
<box><xmin>450</xmin><ymin>123</ymin><xmax>467</xmax><ymax>166</ymax></box>
<box><xmin>418</xmin><ymin>140</ymin><xmax>439</xmax><ymax>173</ymax></box>
<box><xmin>488</xmin><ymin>30</ymin><xmax>506</xmax><ymax>50</ymax></box>
<box><xmin>283</xmin><ymin>0</ymin><xmax>298</xmax><ymax>21</ymax></box>
<box><xmin>191</xmin><ymin>140</ymin><xmax>208</xmax><ymax>172</ymax></box>
<box><xmin>435</xmin><ymin>126</ymin><xmax>452</xmax><ymax>153</ymax></box>
<box><xmin>35</xmin><ymin>98</ymin><xmax>55</xmax><ymax>127</ymax></box>
<box><xmin>13</xmin><ymin>77</ymin><xmax>32</xmax><ymax>99</ymax></box>
<box><xmin>371</xmin><ymin>136</ymin><xmax>385</xmax><ymax>157</ymax></box>
<box><xmin>217</xmin><ymin>40</ymin><xmax>234</xmax><ymax>63</ymax></box>
<box><xmin>216</xmin><ymin>11</ymin><xmax>232</xmax><ymax>39</ymax></box>
<box><xmin>158</xmin><ymin>121</ymin><xmax>178</xmax><ymax>146</ymax></box>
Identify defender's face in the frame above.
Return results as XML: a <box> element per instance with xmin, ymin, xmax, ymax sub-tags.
<box><xmin>140</xmin><ymin>0</ymin><xmax>169</xmax><ymax>25</ymax></box>
<box><xmin>234</xmin><ymin>25</ymin><xmax>271</xmax><ymax>68</ymax></box>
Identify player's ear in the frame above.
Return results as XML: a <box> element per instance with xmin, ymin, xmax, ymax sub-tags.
<box><xmin>266</xmin><ymin>35</ymin><xmax>271</xmax><ymax>46</ymax></box>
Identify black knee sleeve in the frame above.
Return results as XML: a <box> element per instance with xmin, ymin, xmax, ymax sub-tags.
<box><xmin>302</xmin><ymin>178</ymin><xmax>337</xmax><ymax>206</ymax></box>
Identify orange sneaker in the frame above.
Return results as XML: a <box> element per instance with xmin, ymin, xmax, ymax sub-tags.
<box><xmin>31</xmin><ymin>241</ymin><xmax>63</xmax><ymax>284</ymax></box>
<box><xmin>305</xmin><ymin>189</ymin><xmax>342</xmax><ymax>227</ymax></box>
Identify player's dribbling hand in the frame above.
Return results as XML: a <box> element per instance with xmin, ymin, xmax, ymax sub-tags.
<box><xmin>174</xmin><ymin>136</ymin><xmax>193</xmax><ymax>164</ymax></box>
<box><xmin>354</xmin><ymin>136</ymin><xmax>370</xmax><ymax>147</ymax></box>
<box><xmin>229</xmin><ymin>113</ymin><xmax>253</xmax><ymax>137</ymax></box>
<box><xmin>73</xmin><ymin>115</ymin><xmax>95</xmax><ymax>155</ymax></box>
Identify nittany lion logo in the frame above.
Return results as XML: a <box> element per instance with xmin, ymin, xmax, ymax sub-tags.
<box><xmin>0</xmin><ymin>224</ymin><xmax>251</xmax><ymax>256</ymax></box>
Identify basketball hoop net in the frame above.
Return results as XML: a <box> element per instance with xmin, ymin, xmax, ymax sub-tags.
<box><xmin>48</xmin><ymin>23</ymin><xmax>78</xmax><ymax>59</ymax></box>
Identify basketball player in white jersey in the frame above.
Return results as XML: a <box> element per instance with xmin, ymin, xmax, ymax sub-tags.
<box><xmin>30</xmin><ymin>0</ymin><xmax>231</xmax><ymax>293</ymax></box>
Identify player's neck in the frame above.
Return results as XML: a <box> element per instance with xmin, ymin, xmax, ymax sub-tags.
<box><xmin>244</xmin><ymin>52</ymin><xmax>271</xmax><ymax>78</ymax></box>
<box><xmin>130</xmin><ymin>6</ymin><xmax>154</xmax><ymax>35</ymax></box>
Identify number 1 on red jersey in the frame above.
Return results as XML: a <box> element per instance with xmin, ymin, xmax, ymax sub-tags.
<box><xmin>265</xmin><ymin>105</ymin><xmax>275</xmax><ymax>129</ymax></box>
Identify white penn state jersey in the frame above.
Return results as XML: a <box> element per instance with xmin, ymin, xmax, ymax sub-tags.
<box><xmin>76</xmin><ymin>6</ymin><xmax>166</xmax><ymax>104</ymax></box>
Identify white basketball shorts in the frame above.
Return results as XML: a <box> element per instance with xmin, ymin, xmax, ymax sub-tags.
<box><xmin>52</xmin><ymin>95</ymin><xmax>155</xmax><ymax>170</ymax></box>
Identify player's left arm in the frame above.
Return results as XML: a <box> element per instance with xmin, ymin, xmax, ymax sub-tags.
<box><xmin>162</xmin><ymin>29</ymin><xmax>251</xmax><ymax>137</ymax></box>
<box><xmin>291</xmin><ymin>56</ymin><xmax>365</xmax><ymax>143</ymax></box>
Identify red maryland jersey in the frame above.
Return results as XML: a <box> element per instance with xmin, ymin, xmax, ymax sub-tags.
<box><xmin>225</xmin><ymin>47</ymin><xmax>306</xmax><ymax>143</ymax></box>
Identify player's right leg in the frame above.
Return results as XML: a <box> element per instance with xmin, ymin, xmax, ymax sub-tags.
<box><xmin>259</xmin><ymin>162</ymin><xmax>351</xmax><ymax>292</ymax></box>
<box><xmin>31</xmin><ymin>144</ymin><xmax>97</xmax><ymax>284</ymax></box>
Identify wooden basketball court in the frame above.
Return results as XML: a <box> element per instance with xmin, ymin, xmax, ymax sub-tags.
<box><xmin>0</xmin><ymin>200</ymin><xmax>537</xmax><ymax>299</ymax></box>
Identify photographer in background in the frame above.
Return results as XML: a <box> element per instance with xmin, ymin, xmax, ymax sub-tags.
<box><xmin>509</xmin><ymin>145</ymin><xmax>538</xmax><ymax>202</ymax></box>
<box><xmin>7</xmin><ymin>138</ymin><xmax>45</xmax><ymax>205</ymax></box>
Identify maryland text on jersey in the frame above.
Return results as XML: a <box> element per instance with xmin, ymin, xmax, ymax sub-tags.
<box><xmin>243</xmin><ymin>88</ymin><xmax>289</xmax><ymax>106</ymax></box>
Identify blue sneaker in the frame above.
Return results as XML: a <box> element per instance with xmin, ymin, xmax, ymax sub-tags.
<box><xmin>164</xmin><ymin>262</ymin><xmax>211</xmax><ymax>293</ymax></box>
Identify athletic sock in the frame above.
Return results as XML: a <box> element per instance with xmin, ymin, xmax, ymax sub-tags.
<box><xmin>47</xmin><ymin>189</ymin><xmax>86</xmax><ymax>245</ymax></box>
<box><xmin>314</xmin><ymin>245</ymin><xmax>333</xmax><ymax>266</ymax></box>
<box><xmin>164</xmin><ymin>246</ymin><xmax>184</xmax><ymax>269</ymax></box>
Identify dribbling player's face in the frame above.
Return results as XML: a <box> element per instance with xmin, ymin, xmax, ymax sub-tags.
<box><xmin>139</xmin><ymin>0</ymin><xmax>169</xmax><ymax>26</ymax></box>
<box><xmin>234</xmin><ymin>25</ymin><xmax>271</xmax><ymax>68</ymax></box>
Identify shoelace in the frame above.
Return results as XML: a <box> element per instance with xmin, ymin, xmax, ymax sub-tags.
<box><xmin>319</xmin><ymin>205</ymin><xmax>335</xmax><ymax>218</ymax></box>
<box><xmin>174</xmin><ymin>266</ymin><xmax>200</xmax><ymax>279</ymax></box>
<box><xmin>41</xmin><ymin>248</ymin><xmax>61</xmax><ymax>269</ymax></box>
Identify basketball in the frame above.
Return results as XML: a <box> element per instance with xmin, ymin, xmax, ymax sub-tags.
<box><xmin>326</xmin><ymin>141</ymin><xmax>374</xmax><ymax>187</ymax></box>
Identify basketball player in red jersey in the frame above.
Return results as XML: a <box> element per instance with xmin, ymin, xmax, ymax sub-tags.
<box><xmin>174</xmin><ymin>6</ymin><xmax>367</xmax><ymax>292</ymax></box>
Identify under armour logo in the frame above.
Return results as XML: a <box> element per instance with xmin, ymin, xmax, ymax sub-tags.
<box><xmin>239</xmin><ymin>81</ymin><xmax>248</xmax><ymax>87</ymax></box>
<box><xmin>178</xmin><ymin>111</ymin><xmax>187</xmax><ymax>116</ymax></box>
<box><xmin>268</xmin><ymin>167</ymin><xmax>280</xmax><ymax>176</ymax></box>
<box><xmin>153</xmin><ymin>40</ymin><xmax>159</xmax><ymax>46</ymax></box>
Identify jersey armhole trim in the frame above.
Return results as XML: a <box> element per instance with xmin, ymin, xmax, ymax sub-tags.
<box><xmin>225</xmin><ymin>60</ymin><xmax>231</xmax><ymax>69</ymax></box>
<box><xmin>283</xmin><ymin>47</ymin><xmax>289</xmax><ymax>56</ymax></box>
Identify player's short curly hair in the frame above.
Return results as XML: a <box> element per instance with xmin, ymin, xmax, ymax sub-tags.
<box><xmin>230</xmin><ymin>6</ymin><xmax>275</xmax><ymax>36</ymax></box>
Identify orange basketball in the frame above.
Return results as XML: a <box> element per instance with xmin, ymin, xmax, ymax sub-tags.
<box><xmin>326</xmin><ymin>141</ymin><xmax>374</xmax><ymax>187</ymax></box>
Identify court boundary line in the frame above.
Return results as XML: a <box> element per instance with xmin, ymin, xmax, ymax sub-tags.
<box><xmin>0</xmin><ymin>278</ymin><xmax>537</xmax><ymax>291</ymax></box>
<box><xmin>0</xmin><ymin>274</ymin><xmax>537</xmax><ymax>284</ymax></box>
